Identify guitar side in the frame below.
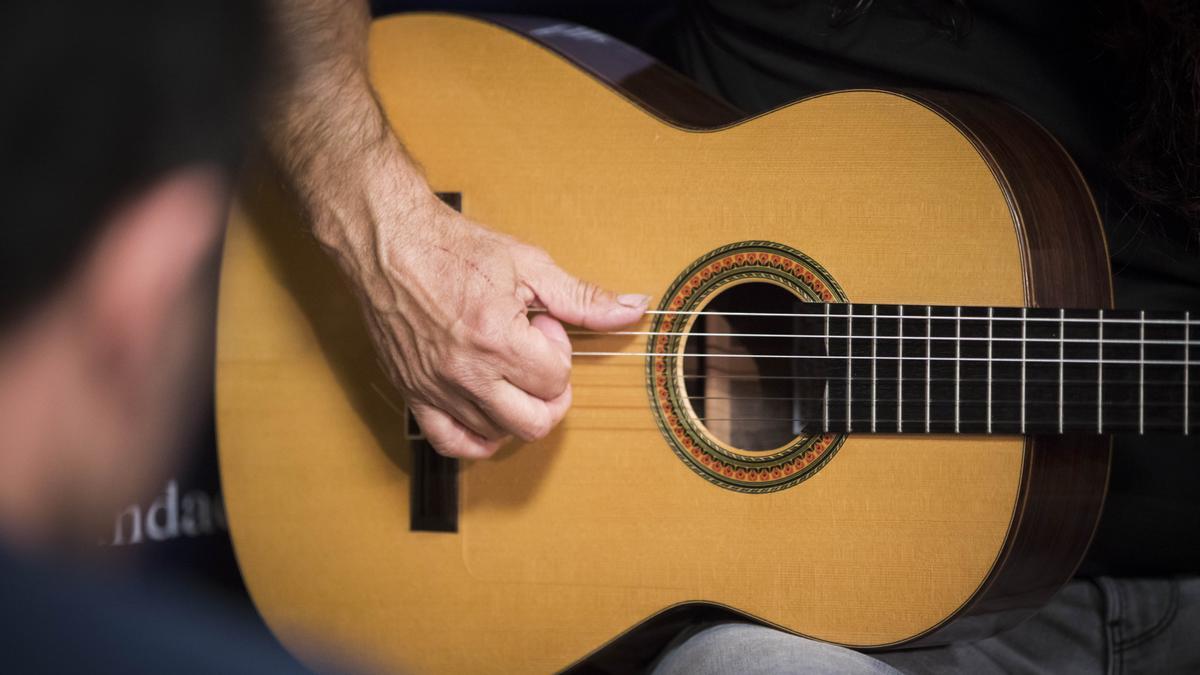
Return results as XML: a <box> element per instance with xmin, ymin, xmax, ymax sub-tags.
<box><xmin>216</xmin><ymin>14</ymin><xmax>1109</xmax><ymax>673</ymax></box>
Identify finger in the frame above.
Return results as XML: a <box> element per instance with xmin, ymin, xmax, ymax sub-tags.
<box><xmin>501</xmin><ymin>313</ymin><xmax>572</xmax><ymax>400</ymax></box>
<box><xmin>544</xmin><ymin>381</ymin><xmax>572</xmax><ymax>428</ymax></box>
<box><xmin>409</xmin><ymin>402</ymin><xmax>503</xmax><ymax>459</ymax></box>
<box><xmin>524</xmin><ymin>259</ymin><xmax>649</xmax><ymax>332</ymax></box>
<box><xmin>531</xmin><ymin>312</ymin><xmax>570</xmax><ymax>351</ymax></box>
<box><xmin>429</xmin><ymin>391</ymin><xmax>509</xmax><ymax>442</ymax></box>
<box><xmin>475</xmin><ymin>379</ymin><xmax>559</xmax><ymax>443</ymax></box>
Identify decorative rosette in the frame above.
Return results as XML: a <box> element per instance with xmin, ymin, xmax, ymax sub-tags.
<box><xmin>647</xmin><ymin>241</ymin><xmax>848</xmax><ymax>493</ymax></box>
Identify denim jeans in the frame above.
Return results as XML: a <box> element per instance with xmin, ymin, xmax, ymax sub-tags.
<box><xmin>650</xmin><ymin>577</ymin><xmax>1200</xmax><ymax>674</ymax></box>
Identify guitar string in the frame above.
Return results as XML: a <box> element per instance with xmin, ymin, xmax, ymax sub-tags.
<box><xmin>384</xmin><ymin>394</ymin><xmax>1194</xmax><ymax>430</ymax></box>
<box><xmin>549</xmin><ymin>419</ymin><xmax>1193</xmax><ymax>432</ymax></box>
<box><xmin>568</xmin><ymin>351</ymin><xmax>1192</xmax><ymax>366</ymax></box>
<box><xmin>565</xmin><ymin>368</ymin><xmax>1195</xmax><ymax>414</ymax></box>
<box><xmin>557</xmin><ymin>402</ymin><xmax>1194</xmax><ymax>425</ymax></box>
<box><xmin>532</xmin><ymin>307</ymin><xmax>1200</xmax><ymax>326</ymax></box>
<box><xmin>571</xmin><ymin>347</ymin><xmax>1187</xmax><ymax>383</ymax></box>
<box><xmin>571</xmin><ymin>373</ymin><xmax>1191</xmax><ymax>386</ymax></box>
<box><xmin>403</xmin><ymin>308</ymin><xmax>1197</xmax><ymax>430</ymax></box>
<box><xmin>651</xmin><ymin>416</ymin><xmax>1187</xmax><ymax>426</ymax></box>
<box><xmin>567</xmin><ymin>329</ymin><xmax>1200</xmax><ymax>347</ymax></box>
<box><xmin>681</xmin><ymin>372</ymin><xmax>1175</xmax><ymax>383</ymax></box>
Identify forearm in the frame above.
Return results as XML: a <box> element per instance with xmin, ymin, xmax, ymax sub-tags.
<box><xmin>265</xmin><ymin>0</ymin><xmax>433</xmax><ymax>254</ymax></box>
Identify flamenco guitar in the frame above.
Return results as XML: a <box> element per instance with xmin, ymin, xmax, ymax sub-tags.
<box><xmin>216</xmin><ymin>13</ymin><xmax>1197</xmax><ymax>674</ymax></box>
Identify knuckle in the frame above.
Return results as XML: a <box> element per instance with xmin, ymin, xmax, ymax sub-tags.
<box><xmin>474</xmin><ymin>443</ymin><xmax>501</xmax><ymax>459</ymax></box>
<box><xmin>447</xmin><ymin>313</ymin><xmax>478</xmax><ymax>348</ymax></box>
<box><xmin>427</xmin><ymin>422</ymin><xmax>474</xmax><ymax>459</ymax></box>
<box><xmin>555</xmin><ymin>357</ymin><xmax>573</xmax><ymax>385</ymax></box>
<box><xmin>543</xmin><ymin>364</ymin><xmax>571</xmax><ymax>398</ymax></box>
<box><xmin>518</xmin><ymin>244</ymin><xmax>554</xmax><ymax>265</ymax></box>
<box><xmin>459</xmin><ymin>306</ymin><xmax>518</xmax><ymax>357</ymax></box>
<box><xmin>417</xmin><ymin>420</ymin><xmax>461</xmax><ymax>458</ymax></box>
<box><xmin>546</xmin><ymin>403</ymin><xmax>569</xmax><ymax>428</ymax></box>
<box><xmin>518</xmin><ymin>410</ymin><xmax>553</xmax><ymax>442</ymax></box>
<box><xmin>430</xmin><ymin>440</ymin><xmax>461</xmax><ymax>458</ymax></box>
<box><xmin>473</xmin><ymin>317</ymin><xmax>512</xmax><ymax>355</ymax></box>
<box><xmin>575</xmin><ymin>279</ymin><xmax>601</xmax><ymax>310</ymax></box>
<box><xmin>462</xmin><ymin>406</ymin><xmax>503</xmax><ymax>440</ymax></box>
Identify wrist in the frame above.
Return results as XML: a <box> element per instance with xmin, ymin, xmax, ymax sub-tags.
<box><xmin>304</xmin><ymin>136</ymin><xmax>434</xmax><ymax>246</ymax></box>
<box><xmin>301</xmin><ymin>146</ymin><xmax>447</xmax><ymax>314</ymax></box>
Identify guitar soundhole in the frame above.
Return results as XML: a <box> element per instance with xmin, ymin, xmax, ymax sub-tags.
<box><xmin>647</xmin><ymin>240</ymin><xmax>844</xmax><ymax>493</ymax></box>
<box><xmin>682</xmin><ymin>282</ymin><xmax>827</xmax><ymax>451</ymax></box>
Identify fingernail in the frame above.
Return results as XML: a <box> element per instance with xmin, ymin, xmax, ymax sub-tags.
<box><xmin>618</xmin><ymin>293</ymin><xmax>650</xmax><ymax>308</ymax></box>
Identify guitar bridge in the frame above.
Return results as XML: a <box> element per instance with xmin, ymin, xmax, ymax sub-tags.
<box><xmin>408</xmin><ymin>190</ymin><xmax>464</xmax><ymax>533</ymax></box>
<box><xmin>407</xmin><ymin>410</ymin><xmax>458</xmax><ymax>532</ymax></box>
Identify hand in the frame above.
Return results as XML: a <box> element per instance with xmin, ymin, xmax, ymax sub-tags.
<box><xmin>262</xmin><ymin>0</ymin><xmax>648</xmax><ymax>457</ymax></box>
<box><xmin>334</xmin><ymin>194</ymin><xmax>648</xmax><ymax>458</ymax></box>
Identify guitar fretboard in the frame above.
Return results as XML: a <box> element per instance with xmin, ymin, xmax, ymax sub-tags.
<box><xmin>813</xmin><ymin>304</ymin><xmax>1196</xmax><ymax>435</ymax></box>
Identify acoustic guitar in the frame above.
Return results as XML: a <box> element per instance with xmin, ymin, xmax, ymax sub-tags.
<box><xmin>216</xmin><ymin>13</ymin><xmax>1197</xmax><ymax>674</ymax></box>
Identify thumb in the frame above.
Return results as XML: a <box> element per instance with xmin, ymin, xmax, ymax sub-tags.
<box><xmin>527</xmin><ymin>263</ymin><xmax>649</xmax><ymax>331</ymax></box>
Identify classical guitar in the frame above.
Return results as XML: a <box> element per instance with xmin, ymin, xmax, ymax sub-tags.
<box><xmin>216</xmin><ymin>13</ymin><xmax>1197</xmax><ymax>674</ymax></box>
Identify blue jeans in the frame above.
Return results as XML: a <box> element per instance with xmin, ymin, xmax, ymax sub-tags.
<box><xmin>651</xmin><ymin>578</ymin><xmax>1200</xmax><ymax>674</ymax></box>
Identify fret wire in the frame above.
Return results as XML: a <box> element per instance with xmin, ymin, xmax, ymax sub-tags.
<box><xmin>1020</xmin><ymin>307</ymin><xmax>1026</xmax><ymax>434</ymax></box>
<box><xmin>1058</xmin><ymin>309</ymin><xmax>1065</xmax><ymax>434</ymax></box>
<box><xmin>1187</xmin><ymin>311</ymin><xmax>1191</xmax><ymax>436</ymax></box>
<box><xmin>1098</xmin><ymin>309</ymin><xmax>1104</xmax><ymax>434</ymax></box>
<box><xmin>823</xmin><ymin>303</ymin><xmax>830</xmax><ymax>434</ymax></box>
<box><xmin>898</xmin><ymin>305</ymin><xmax>903</xmax><ymax>433</ymax></box>
<box><xmin>822</xmin><ymin>379</ymin><xmax>830</xmax><ymax>434</ymax></box>
<box><xmin>871</xmin><ymin>305</ymin><xmax>878</xmax><ymax>433</ymax></box>
<box><xmin>925</xmin><ymin>306</ymin><xmax>932</xmax><ymax>434</ymax></box>
<box><xmin>846</xmin><ymin>310</ymin><xmax>853</xmax><ymax>434</ymax></box>
<box><xmin>792</xmin><ymin>312</ymin><xmax>802</xmax><ymax>437</ymax></box>
<box><xmin>955</xmin><ymin>306</ymin><xmax>961</xmax><ymax>434</ymax></box>
<box><xmin>986</xmin><ymin>307</ymin><xmax>993</xmax><ymax>434</ymax></box>
<box><xmin>1139</xmin><ymin>310</ymin><xmax>1145</xmax><ymax>435</ymax></box>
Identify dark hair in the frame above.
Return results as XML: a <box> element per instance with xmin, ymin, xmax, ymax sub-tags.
<box><xmin>1101</xmin><ymin>0</ymin><xmax>1200</xmax><ymax>248</ymax></box>
<box><xmin>0</xmin><ymin>1</ymin><xmax>269</xmax><ymax>329</ymax></box>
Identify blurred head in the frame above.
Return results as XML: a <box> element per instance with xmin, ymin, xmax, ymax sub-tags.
<box><xmin>0</xmin><ymin>1</ymin><xmax>267</xmax><ymax>550</ymax></box>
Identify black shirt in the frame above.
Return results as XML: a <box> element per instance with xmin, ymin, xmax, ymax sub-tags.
<box><xmin>0</xmin><ymin>545</ymin><xmax>321</xmax><ymax>674</ymax></box>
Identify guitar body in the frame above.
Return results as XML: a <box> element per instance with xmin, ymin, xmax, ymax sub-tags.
<box><xmin>217</xmin><ymin>14</ymin><xmax>1111</xmax><ymax>673</ymax></box>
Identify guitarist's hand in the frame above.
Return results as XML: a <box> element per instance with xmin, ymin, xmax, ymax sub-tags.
<box><xmin>264</xmin><ymin>0</ymin><xmax>648</xmax><ymax>457</ymax></box>
<box><xmin>319</xmin><ymin>179</ymin><xmax>648</xmax><ymax>458</ymax></box>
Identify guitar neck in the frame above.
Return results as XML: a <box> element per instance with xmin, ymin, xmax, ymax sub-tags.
<box><xmin>812</xmin><ymin>303</ymin><xmax>1197</xmax><ymax>435</ymax></box>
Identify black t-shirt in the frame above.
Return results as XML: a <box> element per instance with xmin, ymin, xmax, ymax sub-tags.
<box><xmin>0</xmin><ymin>545</ymin><xmax>327</xmax><ymax>675</ymax></box>
<box><xmin>674</xmin><ymin>0</ymin><xmax>1200</xmax><ymax>575</ymax></box>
